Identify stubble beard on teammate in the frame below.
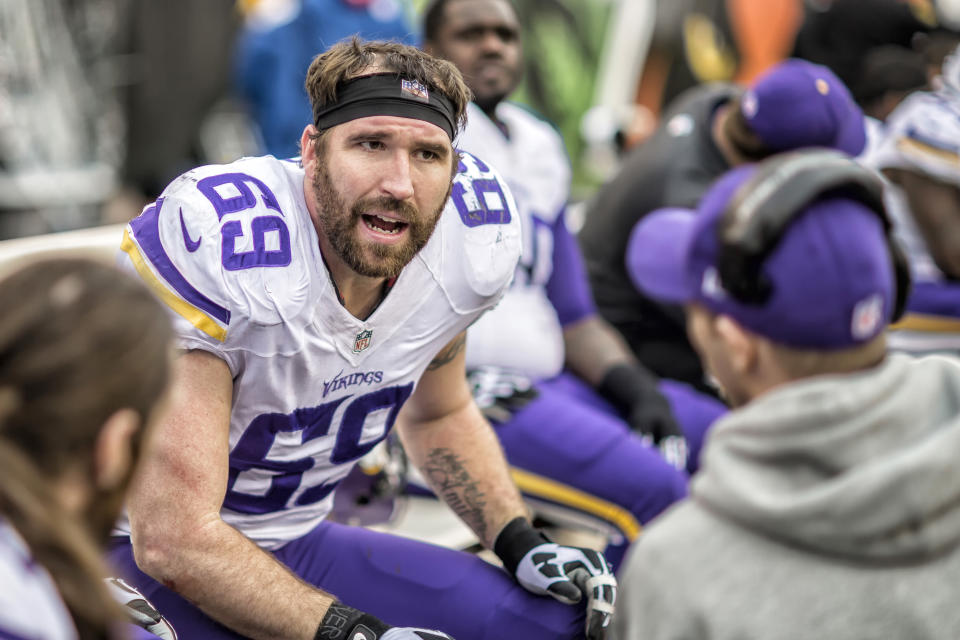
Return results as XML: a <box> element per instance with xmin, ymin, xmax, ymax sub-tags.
<box><xmin>311</xmin><ymin>158</ymin><xmax>449</xmax><ymax>279</ymax></box>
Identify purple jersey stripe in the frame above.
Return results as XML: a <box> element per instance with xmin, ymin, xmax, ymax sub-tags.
<box><xmin>130</xmin><ymin>198</ymin><xmax>231</xmax><ymax>325</ymax></box>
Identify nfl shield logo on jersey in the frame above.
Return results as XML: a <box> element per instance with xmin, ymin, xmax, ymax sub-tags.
<box><xmin>353</xmin><ymin>329</ymin><xmax>373</xmax><ymax>353</ymax></box>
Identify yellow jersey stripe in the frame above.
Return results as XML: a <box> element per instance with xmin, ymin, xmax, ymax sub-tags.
<box><xmin>121</xmin><ymin>228</ymin><xmax>227</xmax><ymax>342</ymax></box>
<box><xmin>890</xmin><ymin>312</ymin><xmax>960</xmax><ymax>333</ymax></box>
<box><xmin>897</xmin><ymin>137</ymin><xmax>960</xmax><ymax>167</ymax></box>
<box><xmin>510</xmin><ymin>467</ymin><xmax>642</xmax><ymax>540</ymax></box>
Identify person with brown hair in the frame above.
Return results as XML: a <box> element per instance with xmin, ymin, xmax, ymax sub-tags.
<box><xmin>110</xmin><ymin>37</ymin><xmax>615</xmax><ymax>640</ymax></box>
<box><xmin>0</xmin><ymin>257</ymin><xmax>175</xmax><ymax>640</ymax></box>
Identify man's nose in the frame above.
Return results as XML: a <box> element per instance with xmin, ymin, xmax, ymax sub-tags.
<box><xmin>379</xmin><ymin>151</ymin><xmax>415</xmax><ymax>202</ymax></box>
<box><xmin>478</xmin><ymin>29</ymin><xmax>506</xmax><ymax>55</ymax></box>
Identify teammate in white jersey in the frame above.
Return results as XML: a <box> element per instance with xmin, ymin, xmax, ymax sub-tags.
<box><xmin>863</xmin><ymin>44</ymin><xmax>960</xmax><ymax>354</ymax></box>
<box><xmin>0</xmin><ymin>259</ymin><xmax>175</xmax><ymax>640</ymax></box>
<box><xmin>110</xmin><ymin>39</ymin><xmax>616</xmax><ymax>640</ymax></box>
<box><xmin>423</xmin><ymin>0</ymin><xmax>727</xmax><ymax>569</ymax></box>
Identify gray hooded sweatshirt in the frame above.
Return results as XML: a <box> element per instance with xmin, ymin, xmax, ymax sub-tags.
<box><xmin>613</xmin><ymin>353</ymin><xmax>960</xmax><ymax>640</ymax></box>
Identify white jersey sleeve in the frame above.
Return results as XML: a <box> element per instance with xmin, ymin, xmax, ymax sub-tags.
<box><xmin>119</xmin><ymin>156</ymin><xmax>320</xmax><ymax>373</ymax></box>
<box><xmin>862</xmin><ymin>90</ymin><xmax>960</xmax><ymax>283</ymax></box>
<box><xmin>868</xmin><ymin>91</ymin><xmax>960</xmax><ymax>186</ymax></box>
<box><xmin>428</xmin><ymin>150</ymin><xmax>523</xmax><ymax>312</ymax></box>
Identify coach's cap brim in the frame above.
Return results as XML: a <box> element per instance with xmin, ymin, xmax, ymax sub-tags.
<box><xmin>626</xmin><ymin>207</ymin><xmax>698</xmax><ymax>304</ymax></box>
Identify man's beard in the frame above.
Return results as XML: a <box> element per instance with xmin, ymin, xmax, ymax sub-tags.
<box><xmin>311</xmin><ymin>158</ymin><xmax>448</xmax><ymax>279</ymax></box>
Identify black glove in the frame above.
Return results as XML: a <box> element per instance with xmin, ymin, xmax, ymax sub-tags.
<box><xmin>316</xmin><ymin>601</ymin><xmax>454</xmax><ymax>640</ymax></box>
<box><xmin>598</xmin><ymin>363</ymin><xmax>688</xmax><ymax>470</ymax></box>
<box><xmin>494</xmin><ymin>517</ymin><xmax>617</xmax><ymax>640</ymax></box>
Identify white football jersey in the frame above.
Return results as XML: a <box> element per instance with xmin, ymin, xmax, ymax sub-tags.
<box><xmin>457</xmin><ymin>101</ymin><xmax>571</xmax><ymax>379</ymax></box>
<box><xmin>864</xmin><ymin>89</ymin><xmax>960</xmax><ymax>283</ymax></box>
<box><xmin>0</xmin><ymin>519</ymin><xmax>78</xmax><ymax>639</ymax></box>
<box><xmin>117</xmin><ymin>153</ymin><xmax>521</xmax><ymax>548</ymax></box>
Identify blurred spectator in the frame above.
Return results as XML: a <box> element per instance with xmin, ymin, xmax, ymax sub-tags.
<box><xmin>855</xmin><ymin>45</ymin><xmax>929</xmax><ymax>122</ymax></box>
<box><xmin>0</xmin><ymin>0</ymin><xmax>125</xmax><ymax>239</ymax></box>
<box><xmin>578</xmin><ymin>59</ymin><xmax>866</xmax><ymax>392</ymax></box>
<box><xmin>632</xmin><ymin>0</ymin><xmax>801</xmax><ymax>134</ymax></box>
<box><xmin>234</xmin><ymin>0</ymin><xmax>418</xmax><ymax>158</ymax></box>
<box><xmin>0</xmin><ymin>258</ymin><xmax>174</xmax><ymax>639</ymax></box>
<box><xmin>614</xmin><ymin>151</ymin><xmax>960</xmax><ymax>640</ymax></box>
<box><xmin>118</xmin><ymin>0</ymin><xmax>242</xmax><ymax>202</ymax></box>
<box><xmin>791</xmin><ymin>0</ymin><xmax>934</xmax><ymax>90</ymax></box>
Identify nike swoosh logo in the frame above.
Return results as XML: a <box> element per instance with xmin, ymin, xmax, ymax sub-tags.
<box><xmin>179</xmin><ymin>208</ymin><xmax>202</xmax><ymax>252</ymax></box>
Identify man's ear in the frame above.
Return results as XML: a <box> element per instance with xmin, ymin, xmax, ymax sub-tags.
<box><xmin>300</xmin><ymin>125</ymin><xmax>318</xmax><ymax>165</ymax></box>
<box><xmin>93</xmin><ymin>409</ymin><xmax>141</xmax><ymax>491</ymax></box>
<box><xmin>714</xmin><ymin>314</ymin><xmax>758</xmax><ymax>376</ymax></box>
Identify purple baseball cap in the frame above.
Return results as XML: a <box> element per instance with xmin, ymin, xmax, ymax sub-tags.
<box><xmin>626</xmin><ymin>165</ymin><xmax>895</xmax><ymax>349</ymax></box>
<box><xmin>741</xmin><ymin>59</ymin><xmax>867</xmax><ymax>156</ymax></box>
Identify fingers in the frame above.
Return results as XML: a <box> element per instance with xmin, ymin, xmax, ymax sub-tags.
<box><xmin>659</xmin><ymin>435</ymin><xmax>689</xmax><ymax>471</ymax></box>
<box><xmin>585</xmin><ymin>609</ymin><xmax>611</xmax><ymax>640</ymax></box>
<box><xmin>576</xmin><ymin>570</ymin><xmax>617</xmax><ymax>640</ymax></box>
<box><xmin>545</xmin><ymin>579</ymin><xmax>583</xmax><ymax>605</ymax></box>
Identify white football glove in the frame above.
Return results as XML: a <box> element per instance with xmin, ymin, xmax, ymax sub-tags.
<box><xmin>105</xmin><ymin>577</ymin><xmax>178</xmax><ymax>640</ymax></box>
<box><xmin>381</xmin><ymin>628</ymin><xmax>455</xmax><ymax>640</ymax></box>
<box><xmin>495</xmin><ymin>518</ymin><xmax>617</xmax><ymax>640</ymax></box>
<box><xmin>638</xmin><ymin>432</ymin><xmax>689</xmax><ymax>472</ymax></box>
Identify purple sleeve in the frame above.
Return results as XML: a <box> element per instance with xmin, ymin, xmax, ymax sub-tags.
<box><xmin>545</xmin><ymin>209</ymin><xmax>598</xmax><ymax>326</ymax></box>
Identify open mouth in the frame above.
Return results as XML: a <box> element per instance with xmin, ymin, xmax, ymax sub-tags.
<box><xmin>362</xmin><ymin>214</ymin><xmax>408</xmax><ymax>235</ymax></box>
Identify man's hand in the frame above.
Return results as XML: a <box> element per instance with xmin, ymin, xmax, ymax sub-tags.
<box><xmin>105</xmin><ymin>577</ymin><xmax>178</xmax><ymax>640</ymax></box>
<box><xmin>599</xmin><ymin>363</ymin><xmax>688</xmax><ymax>470</ymax></box>
<box><xmin>628</xmin><ymin>386</ymin><xmax>689</xmax><ymax>471</ymax></box>
<box><xmin>494</xmin><ymin>518</ymin><xmax>617</xmax><ymax>640</ymax></box>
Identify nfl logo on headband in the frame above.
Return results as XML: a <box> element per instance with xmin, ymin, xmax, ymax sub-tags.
<box><xmin>401</xmin><ymin>79</ymin><xmax>430</xmax><ymax>102</ymax></box>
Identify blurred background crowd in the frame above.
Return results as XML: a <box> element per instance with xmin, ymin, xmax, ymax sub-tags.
<box><xmin>5</xmin><ymin>0</ymin><xmax>959</xmax><ymax>240</ymax></box>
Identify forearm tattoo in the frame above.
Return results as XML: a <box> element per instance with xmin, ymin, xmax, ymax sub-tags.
<box><xmin>422</xmin><ymin>447</ymin><xmax>488</xmax><ymax>542</ymax></box>
<box><xmin>426</xmin><ymin>334</ymin><xmax>466</xmax><ymax>371</ymax></box>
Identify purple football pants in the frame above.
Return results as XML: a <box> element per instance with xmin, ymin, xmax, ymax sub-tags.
<box><xmin>108</xmin><ymin>522</ymin><xmax>583</xmax><ymax>640</ymax></box>
<box><xmin>493</xmin><ymin>373</ymin><xmax>725</xmax><ymax>569</ymax></box>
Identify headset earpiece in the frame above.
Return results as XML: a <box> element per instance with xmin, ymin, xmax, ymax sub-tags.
<box><xmin>717</xmin><ymin>149</ymin><xmax>911</xmax><ymax>322</ymax></box>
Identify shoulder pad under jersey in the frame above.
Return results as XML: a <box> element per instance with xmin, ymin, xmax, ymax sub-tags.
<box><xmin>424</xmin><ymin>150</ymin><xmax>522</xmax><ymax>313</ymax></box>
<box><xmin>462</xmin><ymin>101</ymin><xmax>572</xmax><ymax>224</ymax></box>
<box><xmin>120</xmin><ymin>156</ymin><xmax>316</xmax><ymax>346</ymax></box>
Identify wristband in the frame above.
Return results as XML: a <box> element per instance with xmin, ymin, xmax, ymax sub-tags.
<box><xmin>315</xmin><ymin>601</ymin><xmax>390</xmax><ymax>640</ymax></box>
<box><xmin>493</xmin><ymin>517</ymin><xmax>549</xmax><ymax>576</ymax></box>
<box><xmin>596</xmin><ymin>363</ymin><xmax>658</xmax><ymax>414</ymax></box>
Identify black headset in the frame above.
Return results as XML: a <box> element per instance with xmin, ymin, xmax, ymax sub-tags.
<box><xmin>716</xmin><ymin>148</ymin><xmax>911</xmax><ymax>322</ymax></box>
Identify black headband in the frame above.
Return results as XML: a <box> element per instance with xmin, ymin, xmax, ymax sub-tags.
<box><xmin>313</xmin><ymin>73</ymin><xmax>458</xmax><ymax>140</ymax></box>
